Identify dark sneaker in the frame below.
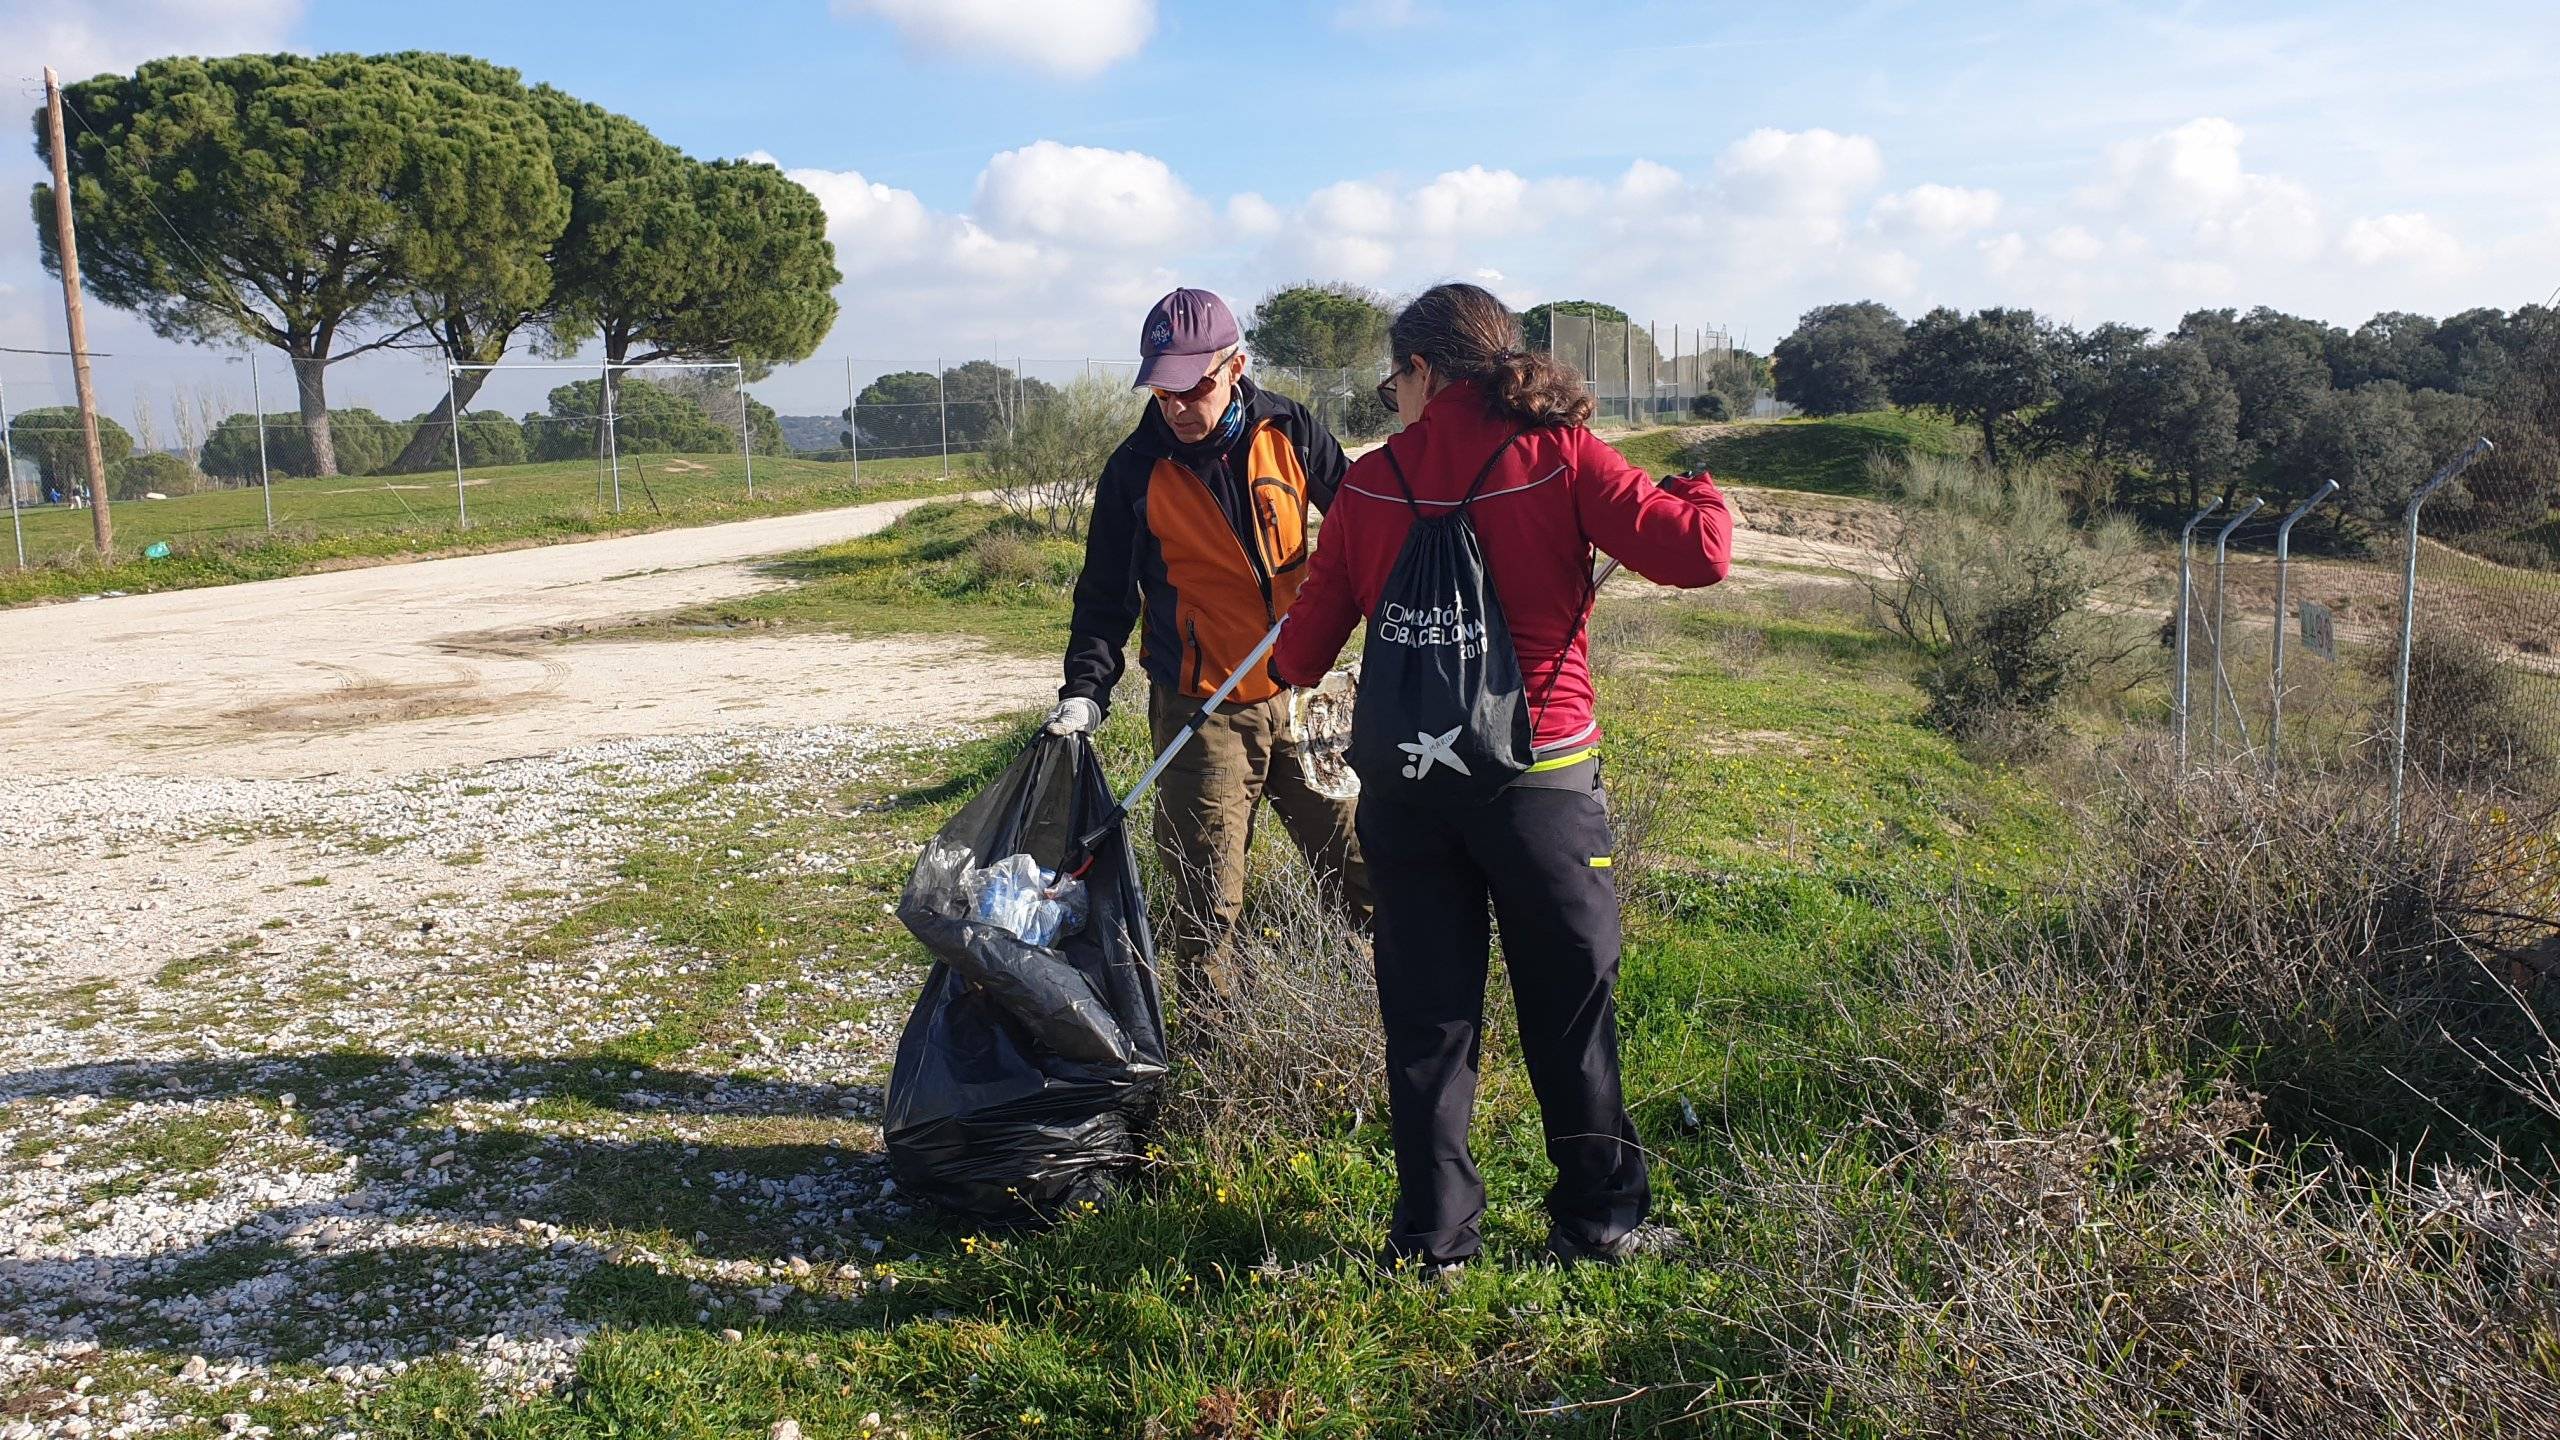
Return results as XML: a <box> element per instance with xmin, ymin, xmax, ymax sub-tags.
<box><xmin>1545</xmin><ymin>1222</ymin><xmax>1687</xmax><ymax>1267</ymax></box>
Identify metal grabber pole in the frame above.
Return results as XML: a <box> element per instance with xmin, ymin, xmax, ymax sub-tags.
<box><xmin>2266</xmin><ymin>479</ymin><xmax>2338</xmax><ymax>778</ymax></box>
<box><xmin>1062</xmin><ymin>619</ymin><xmax>1286</xmax><ymax>879</ymax></box>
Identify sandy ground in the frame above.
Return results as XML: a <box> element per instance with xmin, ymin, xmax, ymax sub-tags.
<box><xmin>0</xmin><ymin>496</ymin><xmax>1054</xmax><ymax>780</ymax></box>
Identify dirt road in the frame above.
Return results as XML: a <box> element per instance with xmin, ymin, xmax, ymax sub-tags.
<box><xmin>0</xmin><ymin>496</ymin><xmax>1055</xmax><ymax>779</ymax></box>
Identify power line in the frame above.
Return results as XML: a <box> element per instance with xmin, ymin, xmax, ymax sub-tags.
<box><xmin>0</xmin><ymin>345</ymin><xmax>117</xmax><ymax>357</ymax></box>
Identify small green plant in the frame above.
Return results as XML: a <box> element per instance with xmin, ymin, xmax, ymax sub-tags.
<box><xmin>1866</xmin><ymin>451</ymin><xmax>2146</xmax><ymax>741</ymax></box>
<box><xmin>974</xmin><ymin>376</ymin><xmax>1142</xmax><ymax>537</ymax></box>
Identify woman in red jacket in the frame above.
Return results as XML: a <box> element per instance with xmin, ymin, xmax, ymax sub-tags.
<box><xmin>1272</xmin><ymin>283</ymin><xmax>1733</xmax><ymax>1270</ymax></box>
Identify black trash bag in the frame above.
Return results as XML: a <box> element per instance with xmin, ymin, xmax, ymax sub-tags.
<box><xmin>1348</xmin><ymin>436</ymin><xmax>1534</xmax><ymax>809</ymax></box>
<box><xmin>885</xmin><ymin>731</ymin><xmax>1166</xmax><ymax>1224</ymax></box>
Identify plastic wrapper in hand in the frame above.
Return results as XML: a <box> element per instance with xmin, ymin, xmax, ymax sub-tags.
<box><xmin>961</xmin><ymin>852</ymin><xmax>1087</xmax><ymax>948</ymax></box>
<box><xmin>886</xmin><ymin>732</ymin><xmax>1166</xmax><ymax>1224</ymax></box>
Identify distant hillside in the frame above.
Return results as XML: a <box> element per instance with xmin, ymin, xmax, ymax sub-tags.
<box><xmin>776</xmin><ymin>414</ymin><xmax>842</xmax><ymax>454</ymax></box>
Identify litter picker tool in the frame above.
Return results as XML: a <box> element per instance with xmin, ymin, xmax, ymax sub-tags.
<box><xmin>1060</xmin><ymin>618</ymin><xmax>1286</xmax><ymax>879</ymax></box>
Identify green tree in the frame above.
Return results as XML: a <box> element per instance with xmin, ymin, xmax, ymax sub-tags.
<box><xmin>2174</xmin><ymin>307</ymin><xmax>2336</xmax><ymax>470</ymax></box>
<box><xmin>941</xmin><ymin>360</ymin><xmax>1059</xmax><ymax>446</ymax></box>
<box><xmin>1520</xmin><ymin>300</ymin><xmax>1629</xmax><ymax>356</ymax></box>
<box><xmin>382</xmin><ymin>60</ymin><xmax>675</xmax><ymax>475</ymax></box>
<box><xmin>197</xmin><ymin>408</ymin><xmax>404</xmax><ymax>477</ymax></box>
<box><xmin>2280</xmin><ymin>381</ymin><xmax>2425</xmax><ymax>530</ymax></box>
<box><xmin>1707</xmin><ymin>348</ymin><xmax>1773</xmax><ymax>419</ymax></box>
<box><xmin>847</xmin><ymin>371</ymin><xmax>945</xmax><ymax>455</ymax></box>
<box><xmin>110</xmin><ymin>451</ymin><xmax>203</xmax><ymax>500</ymax></box>
<box><xmin>10</xmin><ymin>407</ymin><xmax>133</xmax><ymax>495</ymax></box>
<box><xmin>525</xmin><ymin>377</ymin><xmax>724</xmax><ymax>461</ymax></box>
<box><xmin>1248</xmin><ymin>283</ymin><xmax>1394</xmax><ymax>369</ymax></box>
<box><xmin>1772</xmin><ymin>302</ymin><xmax>1907</xmax><ymax>416</ymax></box>
<box><xmin>36</xmin><ymin>54</ymin><xmax>568</xmax><ymax>475</ymax></box>
<box><xmin>977</xmin><ymin>377</ymin><xmax>1145</xmax><ymax>536</ymax></box>
<box><xmin>2126</xmin><ymin>337</ymin><xmax>2243</xmax><ymax>512</ymax></box>
<box><xmin>577</xmin><ymin>157</ymin><xmax>841</xmax><ymax>371</ymax></box>
<box><xmin>2042</xmin><ymin>322</ymin><xmax>2155</xmax><ymax>464</ymax></box>
<box><xmin>385</xmin><ymin>409</ymin><xmax>525</xmax><ymax>472</ymax></box>
<box><xmin>1890</xmin><ymin>307</ymin><xmax>2060</xmax><ymax>467</ymax></box>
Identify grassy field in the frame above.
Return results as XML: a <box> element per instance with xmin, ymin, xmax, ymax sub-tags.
<box><xmin>295</xmin><ymin>506</ymin><xmax>2061</xmax><ymax>1436</ymax></box>
<box><xmin>0</xmin><ymin>452</ymin><xmax>957</xmax><ymax>607</ymax></box>
<box><xmin>3</xmin><ymin>412</ymin><xmax>1981</xmax><ymax>610</ymax></box>
<box><xmin>1611</xmin><ymin>410</ymin><xmax>1966</xmax><ymax>495</ymax></box>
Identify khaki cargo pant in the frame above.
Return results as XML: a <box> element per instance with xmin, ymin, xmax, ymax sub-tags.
<box><xmin>1147</xmin><ymin>684</ymin><xmax>1372</xmax><ymax>1002</ymax></box>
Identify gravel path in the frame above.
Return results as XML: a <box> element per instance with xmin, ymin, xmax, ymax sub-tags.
<box><xmin>0</xmin><ymin>493</ymin><xmax>1046</xmax><ymax>780</ymax></box>
<box><xmin>0</xmin><ymin>723</ymin><xmax>978</xmax><ymax>1436</ymax></box>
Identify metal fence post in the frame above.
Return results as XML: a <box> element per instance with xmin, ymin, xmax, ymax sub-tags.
<box><xmin>602</xmin><ymin>363</ymin><xmax>623</xmax><ymax>515</ymax></box>
<box><xmin>845</xmin><ymin>358</ymin><xmax>860</xmax><ymax>486</ymax></box>
<box><xmin>2390</xmin><ymin>436</ymin><xmax>2496</xmax><ymax>836</ymax></box>
<box><xmin>448</xmin><ymin>364</ymin><xmax>468</xmax><ymax>530</ymax></box>
<box><xmin>2201</xmin><ymin>497</ymin><xmax>2263</xmax><ymax>758</ymax></box>
<box><xmin>736</xmin><ymin>364</ymin><xmax>754</xmax><ymax>500</ymax></box>
<box><xmin>249</xmin><ymin>353</ymin><xmax>272</xmax><ymax>532</ymax></box>
<box><xmin>937</xmin><ymin>359</ymin><xmax>950</xmax><ymax>480</ymax></box>
<box><xmin>1</xmin><ymin>379</ymin><xmax>20</xmax><ymax>569</ymax></box>
<box><xmin>2175</xmin><ymin>498</ymin><xmax>2223</xmax><ymax>766</ymax></box>
<box><xmin>2267</xmin><ymin>478</ymin><xmax>2339</xmax><ymax>777</ymax></box>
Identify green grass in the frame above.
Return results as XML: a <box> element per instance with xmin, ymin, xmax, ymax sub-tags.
<box><xmin>617</xmin><ymin>499</ymin><xmax>1085</xmax><ymax>655</ymax></box>
<box><xmin>0</xmin><ymin>451</ymin><xmax>960</xmax><ymax>607</ymax></box>
<box><xmin>312</xmin><ymin>569</ymin><xmax>2073</xmax><ymax>1438</ymax></box>
<box><xmin>1608</xmin><ymin>410</ymin><xmax>1965</xmax><ymax>495</ymax></box>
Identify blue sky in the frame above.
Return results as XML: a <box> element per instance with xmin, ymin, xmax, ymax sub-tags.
<box><xmin>3</xmin><ymin>0</ymin><xmax>2555</xmax><ymax>428</ymax></box>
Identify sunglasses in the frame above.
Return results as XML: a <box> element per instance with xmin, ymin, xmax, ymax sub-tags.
<box><xmin>1374</xmin><ymin>359</ymin><xmax>1406</xmax><ymax>413</ymax></box>
<box><xmin>1149</xmin><ymin>352</ymin><xmax>1236</xmax><ymax>403</ymax></box>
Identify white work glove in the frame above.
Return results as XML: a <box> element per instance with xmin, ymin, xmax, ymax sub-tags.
<box><xmin>1043</xmin><ymin>697</ymin><xmax>1102</xmax><ymax>735</ymax></box>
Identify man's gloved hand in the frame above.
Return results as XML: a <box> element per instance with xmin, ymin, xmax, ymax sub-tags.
<box><xmin>1043</xmin><ymin>697</ymin><xmax>1102</xmax><ymax>735</ymax></box>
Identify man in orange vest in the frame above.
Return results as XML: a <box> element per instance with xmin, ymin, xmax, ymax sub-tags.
<box><xmin>1046</xmin><ymin>288</ymin><xmax>1371</xmax><ymax>997</ymax></box>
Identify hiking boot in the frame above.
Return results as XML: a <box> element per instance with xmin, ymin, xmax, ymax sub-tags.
<box><xmin>1369</xmin><ymin>1245</ymin><xmax>1468</xmax><ymax>1286</ymax></box>
<box><xmin>1544</xmin><ymin>1222</ymin><xmax>1687</xmax><ymax>1267</ymax></box>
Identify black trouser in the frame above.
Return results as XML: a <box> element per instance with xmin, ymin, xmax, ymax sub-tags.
<box><xmin>1358</xmin><ymin>759</ymin><xmax>1649</xmax><ymax>1264</ymax></box>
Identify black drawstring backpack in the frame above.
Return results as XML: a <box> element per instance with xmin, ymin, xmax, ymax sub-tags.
<box><xmin>1346</xmin><ymin>434</ymin><xmax>1535</xmax><ymax>809</ymax></box>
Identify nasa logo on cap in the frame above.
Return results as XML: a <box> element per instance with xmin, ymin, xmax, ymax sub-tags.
<box><xmin>1148</xmin><ymin>320</ymin><xmax>1173</xmax><ymax>350</ymax></box>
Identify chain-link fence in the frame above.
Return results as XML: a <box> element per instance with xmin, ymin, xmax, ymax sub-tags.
<box><xmin>2169</xmin><ymin>441</ymin><xmax>2557</xmax><ymax>977</ymax></box>
<box><xmin>1546</xmin><ymin>313</ymin><xmax>1740</xmax><ymax>426</ymax></box>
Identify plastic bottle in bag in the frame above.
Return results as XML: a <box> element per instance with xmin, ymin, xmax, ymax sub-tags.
<box><xmin>961</xmin><ymin>853</ymin><xmax>1088</xmax><ymax>948</ymax></box>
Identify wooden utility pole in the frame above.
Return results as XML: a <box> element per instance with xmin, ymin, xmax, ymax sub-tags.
<box><xmin>43</xmin><ymin>67</ymin><xmax>114</xmax><ymax>555</ymax></box>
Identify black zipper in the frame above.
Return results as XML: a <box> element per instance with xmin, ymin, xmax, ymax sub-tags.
<box><xmin>1187</xmin><ymin>618</ymin><xmax>1204</xmax><ymax>691</ymax></box>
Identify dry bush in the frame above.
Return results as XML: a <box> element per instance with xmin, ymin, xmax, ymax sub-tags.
<box><xmin>967</xmin><ymin>526</ymin><xmax>1050</xmax><ymax>591</ymax></box>
<box><xmin>1865</xmin><ymin>451</ymin><xmax>2150</xmax><ymax>744</ymax></box>
<box><xmin>1735</xmin><ymin>1086</ymin><xmax>2560</xmax><ymax>1439</ymax></box>
<box><xmin>2368</xmin><ymin>620</ymin><xmax>2557</xmax><ymax>794</ymax></box>
<box><xmin>1154</xmin><ymin>842</ymin><xmax>1383</xmax><ymax>1166</ymax></box>
<box><xmin>1721</xmin><ymin>746</ymin><xmax>2560</xmax><ymax>1436</ymax></box>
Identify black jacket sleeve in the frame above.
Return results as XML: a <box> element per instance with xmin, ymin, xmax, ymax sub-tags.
<box><xmin>1296</xmin><ymin>406</ymin><xmax>1349</xmax><ymax>513</ymax></box>
<box><xmin>1060</xmin><ymin>443</ymin><xmax>1147</xmax><ymax>712</ymax></box>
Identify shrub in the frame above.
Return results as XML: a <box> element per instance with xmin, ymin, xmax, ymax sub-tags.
<box><xmin>109</xmin><ymin>451</ymin><xmax>204</xmax><ymax>500</ymax></box>
<box><xmin>1156</xmin><ymin>841</ymin><xmax>1382</xmax><ymax>1167</ymax></box>
<box><xmin>974</xmin><ymin>377</ymin><xmax>1142</xmax><ymax>538</ymax></box>
<box><xmin>1687</xmin><ymin>390</ymin><xmax>1732</xmax><ymax>422</ymax></box>
<box><xmin>1866</xmin><ymin>451</ymin><xmax>2147</xmax><ymax>741</ymax></box>
<box><xmin>1729</xmin><ymin>747</ymin><xmax>2560</xmax><ymax>1435</ymax></box>
<box><xmin>2370</xmin><ymin>621</ymin><xmax>2557</xmax><ymax>793</ymax></box>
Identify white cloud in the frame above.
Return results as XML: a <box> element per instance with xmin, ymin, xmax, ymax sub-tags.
<box><xmin>973</xmin><ymin>140</ymin><xmax>1209</xmax><ymax>250</ymax></box>
<box><xmin>1409</xmin><ymin>166</ymin><xmax>1534</xmax><ymax>239</ymax></box>
<box><xmin>745</xmin><ymin>152</ymin><xmax>938</xmax><ymax>270</ymax></box>
<box><xmin>1870</xmin><ymin>183</ymin><xmax>2002</xmax><ymax>238</ymax></box>
<box><xmin>2082</xmin><ymin>116</ymin><xmax>2324</xmax><ymax>262</ymax></box>
<box><xmin>4</xmin><ymin>0</ymin><xmax>302</xmax><ymax>84</ymax></box>
<box><xmin>1617</xmin><ymin>160</ymin><xmax>1685</xmax><ymax>207</ymax></box>
<box><xmin>2342</xmin><ymin>212</ymin><xmax>2464</xmax><ymax>274</ymax></box>
<box><xmin>1715</xmin><ymin>128</ymin><xmax>1885</xmax><ymax>218</ymax></box>
<box><xmin>831</xmin><ymin>0</ymin><xmax>1154</xmax><ymax>77</ymax></box>
<box><xmin>2044</xmin><ymin>225</ymin><xmax>2107</xmax><ymax>263</ymax></box>
<box><xmin>1226</xmin><ymin>193</ymin><xmax>1283</xmax><ymax>239</ymax></box>
<box><xmin>1979</xmin><ymin>231</ymin><xmax>2028</xmax><ymax>275</ymax></box>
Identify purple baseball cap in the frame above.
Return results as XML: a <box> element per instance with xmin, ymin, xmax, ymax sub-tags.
<box><xmin>1132</xmin><ymin>287</ymin><xmax>1241</xmax><ymax>392</ymax></box>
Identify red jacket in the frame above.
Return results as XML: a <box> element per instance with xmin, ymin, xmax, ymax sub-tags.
<box><xmin>1271</xmin><ymin>381</ymin><xmax>1733</xmax><ymax>753</ymax></box>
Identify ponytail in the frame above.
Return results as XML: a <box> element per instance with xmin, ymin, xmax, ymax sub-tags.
<box><xmin>1390</xmin><ymin>283</ymin><xmax>1595</xmax><ymax>429</ymax></box>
